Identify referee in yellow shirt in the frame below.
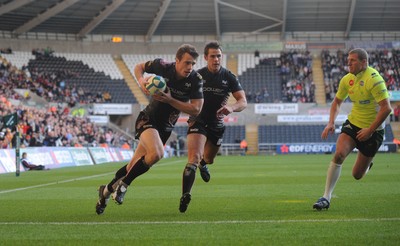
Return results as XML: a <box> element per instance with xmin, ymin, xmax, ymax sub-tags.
<box><xmin>313</xmin><ymin>48</ymin><xmax>392</xmax><ymax>210</ymax></box>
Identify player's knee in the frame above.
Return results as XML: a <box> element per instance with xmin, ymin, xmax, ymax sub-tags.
<box><xmin>184</xmin><ymin>163</ymin><xmax>197</xmax><ymax>173</ymax></box>
<box><xmin>352</xmin><ymin>171</ymin><xmax>363</xmax><ymax>180</ymax></box>
<box><xmin>189</xmin><ymin>152</ymin><xmax>203</xmax><ymax>164</ymax></box>
<box><xmin>333</xmin><ymin>153</ymin><xmax>346</xmax><ymax>164</ymax></box>
<box><xmin>146</xmin><ymin>148</ymin><xmax>164</xmax><ymax>164</ymax></box>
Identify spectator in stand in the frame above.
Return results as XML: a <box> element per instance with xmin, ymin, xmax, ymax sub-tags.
<box><xmin>394</xmin><ymin>105</ymin><xmax>400</xmax><ymax>122</ymax></box>
<box><xmin>0</xmin><ymin>128</ymin><xmax>14</xmax><ymax>149</ymax></box>
<box><xmin>121</xmin><ymin>141</ymin><xmax>131</xmax><ymax>149</ymax></box>
<box><xmin>240</xmin><ymin>139</ymin><xmax>248</xmax><ymax>156</ymax></box>
<box><xmin>103</xmin><ymin>91</ymin><xmax>112</xmax><ymax>102</ymax></box>
<box><xmin>99</xmin><ymin>137</ymin><xmax>109</xmax><ymax>148</ymax></box>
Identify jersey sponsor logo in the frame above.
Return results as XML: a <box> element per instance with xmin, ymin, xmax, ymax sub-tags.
<box><xmin>349</xmin><ymin>80</ymin><xmax>354</xmax><ymax>86</ymax></box>
<box><xmin>222</xmin><ymin>80</ymin><xmax>228</xmax><ymax>85</ymax></box>
<box><xmin>189</xmin><ymin>128</ymin><xmax>199</xmax><ymax>132</ymax></box>
<box><xmin>371</xmin><ymin>72</ymin><xmax>378</xmax><ymax>78</ymax></box>
<box><xmin>203</xmin><ymin>87</ymin><xmax>224</xmax><ymax>93</ymax></box>
<box><xmin>169</xmin><ymin>87</ymin><xmax>187</xmax><ymax>96</ymax></box>
<box><xmin>185</xmin><ymin>82</ymin><xmax>191</xmax><ymax>88</ymax></box>
<box><xmin>359</xmin><ymin>100</ymin><xmax>370</xmax><ymax>104</ymax></box>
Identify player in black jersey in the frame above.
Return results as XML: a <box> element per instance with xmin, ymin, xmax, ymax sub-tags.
<box><xmin>95</xmin><ymin>44</ymin><xmax>204</xmax><ymax>215</ymax></box>
<box><xmin>179</xmin><ymin>41</ymin><xmax>247</xmax><ymax>213</ymax></box>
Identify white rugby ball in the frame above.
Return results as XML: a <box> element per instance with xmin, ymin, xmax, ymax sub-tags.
<box><xmin>146</xmin><ymin>75</ymin><xmax>166</xmax><ymax>95</ymax></box>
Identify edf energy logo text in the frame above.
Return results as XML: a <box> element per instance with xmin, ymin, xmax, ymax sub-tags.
<box><xmin>277</xmin><ymin>144</ymin><xmax>335</xmax><ymax>154</ymax></box>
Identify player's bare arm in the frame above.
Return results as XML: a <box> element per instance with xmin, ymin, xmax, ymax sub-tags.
<box><xmin>216</xmin><ymin>90</ymin><xmax>247</xmax><ymax>116</ymax></box>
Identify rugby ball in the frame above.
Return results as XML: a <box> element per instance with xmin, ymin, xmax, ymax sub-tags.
<box><xmin>146</xmin><ymin>75</ymin><xmax>167</xmax><ymax>95</ymax></box>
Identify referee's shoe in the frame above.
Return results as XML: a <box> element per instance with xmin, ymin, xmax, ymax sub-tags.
<box><xmin>313</xmin><ymin>197</ymin><xmax>330</xmax><ymax>211</ymax></box>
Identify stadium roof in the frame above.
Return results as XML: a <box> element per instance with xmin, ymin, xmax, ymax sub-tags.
<box><xmin>0</xmin><ymin>0</ymin><xmax>399</xmax><ymax>41</ymax></box>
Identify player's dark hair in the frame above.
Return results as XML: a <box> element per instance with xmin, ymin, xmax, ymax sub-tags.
<box><xmin>176</xmin><ymin>44</ymin><xmax>199</xmax><ymax>60</ymax></box>
<box><xmin>204</xmin><ymin>41</ymin><xmax>222</xmax><ymax>56</ymax></box>
<box><xmin>349</xmin><ymin>48</ymin><xmax>369</xmax><ymax>64</ymax></box>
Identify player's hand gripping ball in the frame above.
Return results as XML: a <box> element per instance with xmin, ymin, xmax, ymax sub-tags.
<box><xmin>146</xmin><ymin>75</ymin><xmax>167</xmax><ymax>95</ymax></box>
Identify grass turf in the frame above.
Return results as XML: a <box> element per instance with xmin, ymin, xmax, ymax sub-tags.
<box><xmin>0</xmin><ymin>153</ymin><xmax>399</xmax><ymax>245</ymax></box>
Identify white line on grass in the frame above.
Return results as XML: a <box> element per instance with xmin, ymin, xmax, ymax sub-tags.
<box><xmin>0</xmin><ymin>218</ymin><xmax>399</xmax><ymax>225</ymax></box>
<box><xmin>0</xmin><ymin>172</ymin><xmax>115</xmax><ymax>194</ymax></box>
<box><xmin>0</xmin><ymin>159</ymin><xmax>182</xmax><ymax>195</ymax></box>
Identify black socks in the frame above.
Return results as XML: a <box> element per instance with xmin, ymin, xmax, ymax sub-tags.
<box><xmin>121</xmin><ymin>157</ymin><xmax>150</xmax><ymax>186</ymax></box>
<box><xmin>182</xmin><ymin>163</ymin><xmax>197</xmax><ymax>194</ymax></box>
<box><xmin>107</xmin><ymin>164</ymin><xmax>128</xmax><ymax>193</ymax></box>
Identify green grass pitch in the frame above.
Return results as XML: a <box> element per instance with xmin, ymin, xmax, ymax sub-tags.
<box><xmin>1</xmin><ymin>153</ymin><xmax>399</xmax><ymax>245</ymax></box>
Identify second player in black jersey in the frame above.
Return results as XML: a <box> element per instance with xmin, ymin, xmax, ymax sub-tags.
<box><xmin>95</xmin><ymin>44</ymin><xmax>204</xmax><ymax>215</ymax></box>
<box><xmin>179</xmin><ymin>41</ymin><xmax>247</xmax><ymax>213</ymax></box>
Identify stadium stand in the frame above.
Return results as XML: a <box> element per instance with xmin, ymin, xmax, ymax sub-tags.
<box><xmin>55</xmin><ymin>52</ymin><xmax>123</xmax><ymax>80</ymax></box>
<box><xmin>239</xmin><ymin>57</ymin><xmax>281</xmax><ymax>103</ymax></box>
<box><xmin>28</xmin><ymin>55</ymin><xmax>137</xmax><ymax>104</ymax></box>
<box><xmin>0</xmin><ymin>51</ymin><xmax>35</xmax><ymax>69</ymax></box>
<box><xmin>238</xmin><ymin>51</ymin><xmax>315</xmax><ymax>104</ymax></box>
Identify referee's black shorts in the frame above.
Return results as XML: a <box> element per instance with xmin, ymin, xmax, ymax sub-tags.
<box><xmin>340</xmin><ymin>119</ymin><xmax>384</xmax><ymax>157</ymax></box>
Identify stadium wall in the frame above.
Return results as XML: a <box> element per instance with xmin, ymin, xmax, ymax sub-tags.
<box><xmin>175</xmin><ymin>103</ymin><xmax>355</xmax><ymax>127</ymax></box>
<box><xmin>0</xmin><ymin>147</ymin><xmax>134</xmax><ymax>174</ymax></box>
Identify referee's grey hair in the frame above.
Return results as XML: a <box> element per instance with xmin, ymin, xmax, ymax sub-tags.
<box><xmin>349</xmin><ymin>48</ymin><xmax>369</xmax><ymax>65</ymax></box>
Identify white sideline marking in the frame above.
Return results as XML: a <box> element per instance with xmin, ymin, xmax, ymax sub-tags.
<box><xmin>0</xmin><ymin>218</ymin><xmax>399</xmax><ymax>225</ymax></box>
<box><xmin>0</xmin><ymin>160</ymin><xmax>182</xmax><ymax>195</ymax></box>
<box><xmin>0</xmin><ymin>172</ymin><xmax>114</xmax><ymax>194</ymax></box>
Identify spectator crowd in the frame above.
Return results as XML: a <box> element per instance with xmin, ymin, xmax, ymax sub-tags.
<box><xmin>244</xmin><ymin>50</ymin><xmax>315</xmax><ymax>103</ymax></box>
<box><xmin>0</xmin><ymin>49</ymin><xmax>130</xmax><ymax>149</ymax></box>
<box><xmin>278</xmin><ymin>50</ymin><xmax>315</xmax><ymax>103</ymax></box>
